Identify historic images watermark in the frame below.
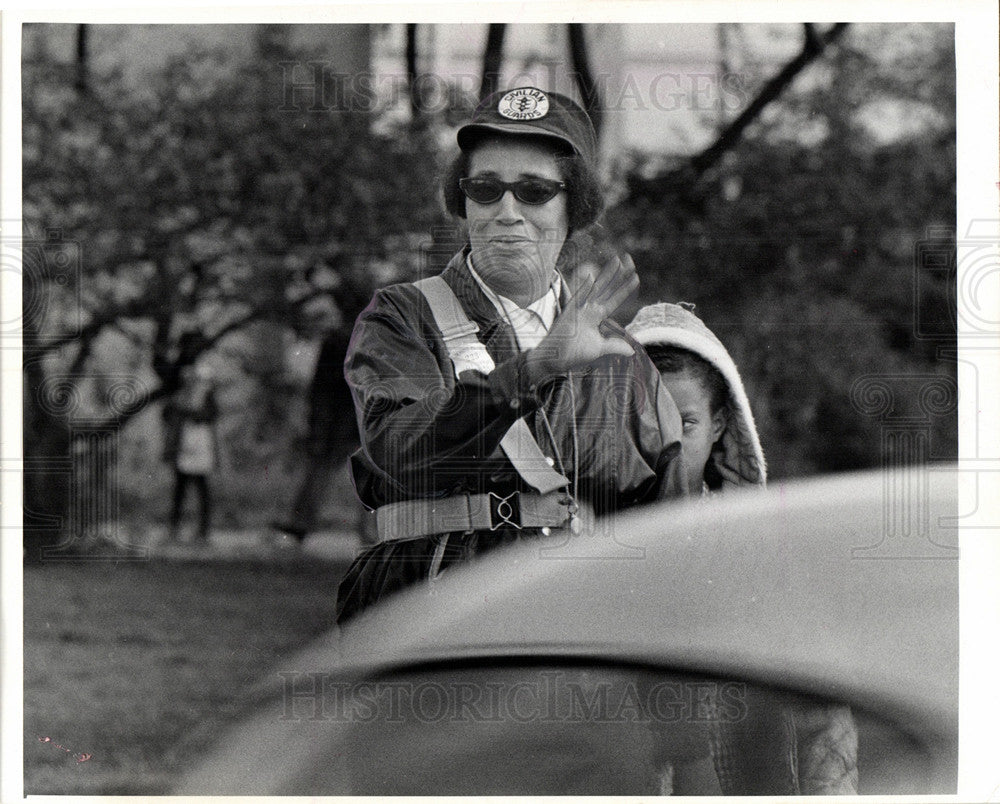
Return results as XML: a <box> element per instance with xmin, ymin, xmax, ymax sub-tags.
<box><xmin>11</xmin><ymin>225</ymin><xmax>151</xmax><ymax>560</ymax></box>
<box><xmin>278</xmin><ymin>66</ymin><xmax>749</xmax><ymax>115</ymax></box>
<box><xmin>4</xmin><ymin>227</ymin><xmax>83</xmax><ymax>347</ymax></box>
<box><xmin>849</xmin><ymin>220</ymin><xmax>999</xmax><ymax>559</ymax></box>
<box><xmin>277</xmin><ymin>670</ymin><xmax>748</xmax><ymax>725</ymax></box>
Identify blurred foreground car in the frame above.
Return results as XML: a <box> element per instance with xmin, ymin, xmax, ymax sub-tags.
<box><xmin>177</xmin><ymin>467</ymin><xmax>958</xmax><ymax>795</ymax></box>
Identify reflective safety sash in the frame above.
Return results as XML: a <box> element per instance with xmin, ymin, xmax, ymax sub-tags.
<box><xmin>414</xmin><ymin>275</ymin><xmax>569</xmax><ymax>495</ymax></box>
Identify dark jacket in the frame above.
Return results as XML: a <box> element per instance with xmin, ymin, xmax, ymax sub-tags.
<box><xmin>344</xmin><ymin>248</ymin><xmax>686</xmax><ymax>513</ymax></box>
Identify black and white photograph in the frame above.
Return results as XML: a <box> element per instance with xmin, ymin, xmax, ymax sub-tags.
<box><xmin>3</xmin><ymin>2</ymin><xmax>998</xmax><ymax>798</ymax></box>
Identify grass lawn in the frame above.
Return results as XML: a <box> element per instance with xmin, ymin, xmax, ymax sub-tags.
<box><xmin>24</xmin><ymin>557</ymin><xmax>347</xmax><ymax>795</ymax></box>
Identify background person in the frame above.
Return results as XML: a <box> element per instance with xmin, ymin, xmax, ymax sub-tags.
<box><xmin>270</xmin><ymin>329</ymin><xmax>361</xmax><ymax>545</ymax></box>
<box><xmin>336</xmin><ymin>87</ymin><xmax>688</xmax><ymax>623</ymax></box>
<box><xmin>162</xmin><ymin>363</ymin><xmax>220</xmax><ymax>544</ymax></box>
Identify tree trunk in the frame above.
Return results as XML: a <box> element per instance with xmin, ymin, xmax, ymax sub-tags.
<box><xmin>406</xmin><ymin>24</ymin><xmax>420</xmax><ymax>117</ymax></box>
<box><xmin>75</xmin><ymin>24</ymin><xmax>88</xmax><ymax>95</ymax></box>
<box><xmin>567</xmin><ymin>24</ymin><xmax>603</xmax><ymax>137</ymax></box>
<box><xmin>22</xmin><ymin>356</ymin><xmax>72</xmax><ymax>563</ymax></box>
<box><xmin>479</xmin><ymin>24</ymin><xmax>506</xmax><ymax>101</ymax></box>
<box><xmin>22</xmin><ymin>231</ymin><xmax>72</xmax><ymax>561</ymax></box>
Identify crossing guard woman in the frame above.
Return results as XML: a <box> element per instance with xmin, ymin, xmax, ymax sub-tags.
<box><xmin>336</xmin><ymin>87</ymin><xmax>687</xmax><ymax>622</ymax></box>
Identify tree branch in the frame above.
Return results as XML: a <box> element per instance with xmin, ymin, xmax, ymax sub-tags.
<box><xmin>110</xmin><ymin>320</ymin><xmax>151</xmax><ymax>348</ymax></box>
<box><xmin>689</xmin><ymin>23</ymin><xmax>849</xmax><ymax>179</ymax></box>
<box><xmin>94</xmin><ymin>288</ymin><xmax>330</xmax><ymax>431</ymax></box>
<box><xmin>626</xmin><ymin>22</ymin><xmax>850</xmax><ymax>202</ymax></box>
<box><xmin>27</xmin><ymin>299</ymin><xmax>152</xmax><ymax>361</ymax></box>
<box><xmin>66</xmin><ymin>328</ymin><xmax>96</xmax><ymax>377</ymax></box>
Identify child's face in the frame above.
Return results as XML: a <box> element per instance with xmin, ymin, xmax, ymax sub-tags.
<box><xmin>660</xmin><ymin>370</ymin><xmax>727</xmax><ymax>494</ymax></box>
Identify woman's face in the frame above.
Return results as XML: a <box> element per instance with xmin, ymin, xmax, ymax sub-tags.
<box><xmin>465</xmin><ymin>137</ymin><xmax>569</xmax><ymax>307</ymax></box>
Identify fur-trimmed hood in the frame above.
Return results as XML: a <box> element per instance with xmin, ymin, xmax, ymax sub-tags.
<box><xmin>627</xmin><ymin>302</ymin><xmax>766</xmax><ymax>489</ymax></box>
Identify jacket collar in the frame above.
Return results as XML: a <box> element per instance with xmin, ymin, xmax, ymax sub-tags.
<box><xmin>439</xmin><ymin>246</ymin><xmax>500</xmax><ymax>326</ymax></box>
<box><xmin>440</xmin><ymin>244</ymin><xmax>570</xmax><ymax>320</ymax></box>
<box><xmin>439</xmin><ymin>247</ymin><xmax>518</xmax><ymax>355</ymax></box>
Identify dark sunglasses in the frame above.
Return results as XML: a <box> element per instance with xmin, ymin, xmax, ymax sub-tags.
<box><xmin>459</xmin><ymin>176</ymin><xmax>566</xmax><ymax>206</ymax></box>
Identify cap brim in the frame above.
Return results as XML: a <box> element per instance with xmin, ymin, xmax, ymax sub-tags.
<box><xmin>457</xmin><ymin>122</ymin><xmax>578</xmax><ymax>156</ymax></box>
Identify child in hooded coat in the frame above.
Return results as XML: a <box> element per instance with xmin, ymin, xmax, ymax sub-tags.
<box><xmin>628</xmin><ymin>302</ymin><xmax>857</xmax><ymax>796</ymax></box>
<box><xmin>627</xmin><ymin>301</ymin><xmax>766</xmax><ymax>495</ymax></box>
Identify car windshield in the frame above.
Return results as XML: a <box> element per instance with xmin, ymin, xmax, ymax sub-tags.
<box><xmin>279</xmin><ymin>660</ymin><xmax>956</xmax><ymax>796</ymax></box>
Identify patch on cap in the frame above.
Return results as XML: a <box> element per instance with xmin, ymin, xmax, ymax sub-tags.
<box><xmin>497</xmin><ymin>87</ymin><xmax>550</xmax><ymax>121</ymax></box>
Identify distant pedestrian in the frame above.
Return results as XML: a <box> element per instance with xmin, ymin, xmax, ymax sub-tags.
<box><xmin>271</xmin><ymin>330</ymin><xmax>360</xmax><ymax>544</ymax></box>
<box><xmin>163</xmin><ymin>363</ymin><xmax>219</xmax><ymax>543</ymax></box>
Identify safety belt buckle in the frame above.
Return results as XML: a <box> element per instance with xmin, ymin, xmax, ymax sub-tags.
<box><xmin>488</xmin><ymin>491</ymin><xmax>521</xmax><ymax>530</ymax></box>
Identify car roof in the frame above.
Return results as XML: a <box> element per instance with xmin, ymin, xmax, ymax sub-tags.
<box><xmin>296</xmin><ymin>466</ymin><xmax>958</xmax><ymax>734</ymax></box>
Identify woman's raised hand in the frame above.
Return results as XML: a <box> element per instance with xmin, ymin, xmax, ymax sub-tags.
<box><xmin>525</xmin><ymin>252</ymin><xmax>639</xmax><ymax>385</ymax></box>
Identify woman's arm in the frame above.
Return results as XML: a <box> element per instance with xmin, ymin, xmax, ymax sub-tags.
<box><xmin>345</xmin><ymin>285</ymin><xmax>538</xmax><ymax>497</ymax></box>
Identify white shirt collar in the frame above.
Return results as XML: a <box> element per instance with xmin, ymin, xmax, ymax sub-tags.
<box><xmin>466</xmin><ymin>254</ymin><xmax>561</xmax><ymax>351</ymax></box>
<box><xmin>466</xmin><ymin>254</ymin><xmax>561</xmax><ymax>325</ymax></box>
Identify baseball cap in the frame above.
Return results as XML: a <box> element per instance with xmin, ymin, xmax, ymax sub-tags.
<box><xmin>457</xmin><ymin>87</ymin><xmax>597</xmax><ymax>169</ymax></box>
